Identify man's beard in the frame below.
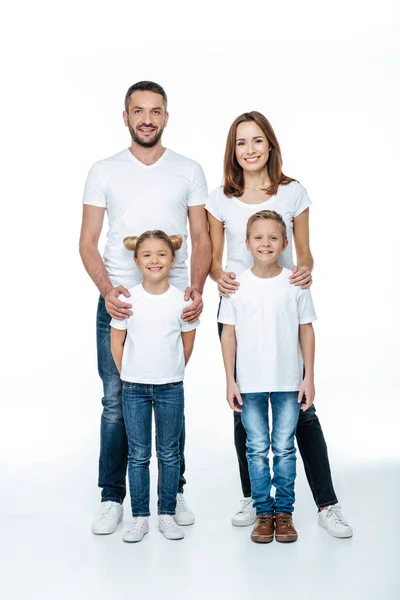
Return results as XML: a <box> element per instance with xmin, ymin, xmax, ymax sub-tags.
<box><xmin>128</xmin><ymin>123</ymin><xmax>164</xmax><ymax>148</ymax></box>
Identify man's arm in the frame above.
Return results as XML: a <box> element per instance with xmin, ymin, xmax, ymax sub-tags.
<box><xmin>110</xmin><ymin>327</ymin><xmax>127</xmax><ymax>373</ymax></box>
<box><xmin>181</xmin><ymin>205</ymin><xmax>212</xmax><ymax>323</ymax></box>
<box><xmin>79</xmin><ymin>205</ymin><xmax>132</xmax><ymax>319</ymax></box>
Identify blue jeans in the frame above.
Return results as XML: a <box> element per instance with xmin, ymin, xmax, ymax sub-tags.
<box><xmin>241</xmin><ymin>392</ymin><xmax>300</xmax><ymax>515</ymax></box>
<box><xmin>96</xmin><ymin>296</ymin><xmax>186</xmax><ymax>503</ymax></box>
<box><xmin>122</xmin><ymin>382</ymin><xmax>184</xmax><ymax>516</ymax></box>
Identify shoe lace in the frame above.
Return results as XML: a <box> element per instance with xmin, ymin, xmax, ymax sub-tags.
<box><xmin>258</xmin><ymin>515</ymin><xmax>273</xmax><ymax>525</ymax></box>
<box><xmin>161</xmin><ymin>516</ymin><xmax>179</xmax><ymax>531</ymax></box>
<box><xmin>326</xmin><ymin>505</ymin><xmax>349</xmax><ymax>527</ymax></box>
<box><xmin>127</xmin><ymin>518</ymin><xmax>146</xmax><ymax>532</ymax></box>
<box><xmin>176</xmin><ymin>494</ymin><xmax>188</xmax><ymax>510</ymax></box>
<box><xmin>100</xmin><ymin>502</ymin><xmax>117</xmax><ymax>520</ymax></box>
<box><xmin>238</xmin><ymin>498</ymin><xmax>253</xmax><ymax>513</ymax></box>
<box><xmin>276</xmin><ymin>515</ymin><xmax>292</xmax><ymax>526</ymax></box>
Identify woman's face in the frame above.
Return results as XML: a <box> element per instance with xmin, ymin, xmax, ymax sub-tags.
<box><xmin>235</xmin><ymin>121</ymin><xmax>270</xmax><ymax>173</ymax></box>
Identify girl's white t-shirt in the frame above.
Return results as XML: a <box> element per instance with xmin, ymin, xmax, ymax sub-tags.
<box><xmin>205</xmin><ymin>181</ymin><xmax>311</xmax><ymax>275</ymax></box>
<box><xmin>83</xmin><ymin>148</ymin><xmax>208</xmax><ymax>291</ymax></box>
<box><xmin>218</xmin><ymin>268</ymin><xmax>317</xmax><ymax>393</ymax></box>
<box><xmin>110</xmin><ymin>284</ymin><xmax>199</xmax><ymax>384</ymax></box>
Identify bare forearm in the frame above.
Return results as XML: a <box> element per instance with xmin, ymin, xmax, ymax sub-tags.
<box><xmin>210</xmin><ymin>257</ymin><xmax>224</xmax><ymax>283</ymax></box>
<box><xmin>221</xmin><ymin>330</ymin><xmax>236</xmax><ymax>381</ymax></box>
<box><xmin>190</xmin><ymin>239</ymin><xmax>212</xmax><ymax>293</ymax></box>
<box><xmin>297</xmin><ymin>251</ymin><xmax>314</xmax><ymax>272</ymax></box>
<box><xmin>300</xmin><ymin>324</ymin><xmax>315</xmax><ymax>378</ymax></box>
<box><xmin>80</xmin><ymin>242</ymin><xmax>113</xmax><ymax>297</ymax></box>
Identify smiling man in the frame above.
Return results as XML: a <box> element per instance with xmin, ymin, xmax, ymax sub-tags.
<box><xmin>79</xmin><ymin>81</ymin><xmax>211</xmax><ymax>535</ymax></box>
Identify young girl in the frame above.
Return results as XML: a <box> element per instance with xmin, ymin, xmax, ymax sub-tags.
<box><xmin>110</xmin><ymin>230</ymin><xmax>199</xmax><ymax>543</ymax></box>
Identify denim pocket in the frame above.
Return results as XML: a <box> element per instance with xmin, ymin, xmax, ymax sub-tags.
<box><xmin>122</xmin><ymin>381</ymin><xmax>139</xmax><ymax>390</ymax></box>
<box><xmin>167</xmin><ymin>381</ymin><xmax>184</xmax><ymax>389</ymax></box>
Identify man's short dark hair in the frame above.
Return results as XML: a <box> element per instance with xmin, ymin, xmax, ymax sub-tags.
<box><xmin>124</xmin><ymin>81</ymin><xmax>168</xmax><ymax>112</ymax></box>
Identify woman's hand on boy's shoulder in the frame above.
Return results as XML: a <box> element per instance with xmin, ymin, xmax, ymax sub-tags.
<box><xmin>226</xmin><ymin>380</ymin><xmax>243</xmax><ymax>413</ymax></box>
<box><xmin>290</xmin><ymin>266</ymin><xmax>312</xmax><ymax>289</ymax></box>
<box><xmin>298</xmin><ymin>377</ymin><xmax>315</xmax><ymax>411</ymax></box>
<box><xmin>182</xmin><ymin>288</ymin><xmax>203</xmax><ymax>323</ymax></box>
<box><xmin>218</xmin><ymin>271</ymin><xmax>240</xmax><ymax>297</ymax></box>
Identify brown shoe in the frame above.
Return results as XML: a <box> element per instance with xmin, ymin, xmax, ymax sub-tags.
<box><xmin>275</xmin><ymin>513</ymin><xmax>298</xmax><ymax>543</ymax></box>
<box><xmin>251</xmin><ymin>515</ymin><xmax>275</xmax><ymax>543</ymax></box>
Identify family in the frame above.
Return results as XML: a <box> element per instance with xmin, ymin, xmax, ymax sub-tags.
<box><xmin>79</xmin><ymin>80</ymin><xmax>353</xmax><ymax>544</ymax></box>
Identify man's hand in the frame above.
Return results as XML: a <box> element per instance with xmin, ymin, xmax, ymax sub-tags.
<box><xmin>298</xmin><ymin>377</ymin><xmax>315</xmax><ymax>411</ymax></box>
<box><xmin>227</xmin><ymin>380</ymin><xmax>243</xmax><ymax>413</ymax></box>
<box><xmin>218</xmin><ymin>271</ymin><xmax>240</xmax><ymax>297</ymax></box>
<box><xmin>290</xmin><ymin>266</ymin><xmax>312</xmax><ymax>289</ymax></box>
<box><xmin>182</xmin><ymin>288</ymin><xmax>203</xmax><ymax>323</ymax></box>
<box><xmin>105</xmin><ymin>286</ymin><xmax>132</xmax><ymax>320</ymax></box>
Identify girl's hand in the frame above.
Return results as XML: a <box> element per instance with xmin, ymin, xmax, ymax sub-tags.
<box><xmin>227</xmin><ymin>380</ymin><xmax>243</xmax><ymax>413</ymax></box>
<box><xmin>105</xmin><ymin>286</ymin><xmax>132</xmax><ymax>319</ymax></box>
<box><xmin>290</xmin><ymin>266</ymin><xmax>312</xmax><ymax>289</ymax></box>
<box><xmin>218</xmin><ymin>271</ymin><xmax>240</xmax><ymax>297</ymax></box>
<box><xmin>298</xmin><ymin>377</ymin><xmax>315</xmax><ymax>411</ymax></box>
<box><xmin>182</xmin><ymin>288</ymin><xmax>203</xmax><ymax>323</ymax></box>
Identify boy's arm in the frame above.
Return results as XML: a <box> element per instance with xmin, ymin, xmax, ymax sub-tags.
<box><xmin>221</xmin><ymin>325</ymin><xmax>243</xmax><ymax>412</ymax></box>
<box><xmin>298</xmin><ymin>323</ymin><xmax>315</xmax><ymax>410</ymax></box>
<box><xmin>181</xmin><ymin>329</ymin><xmax>196</xmax><ymax>366</ymax></box>
<box><xmin>110</xmin><ymin>327</ymin><xmax>127</xmax><ymax>374</ymax></box>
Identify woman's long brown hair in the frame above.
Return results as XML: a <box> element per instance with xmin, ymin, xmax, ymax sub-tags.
<box><xmin>223</xmin><ymin>111</ymin><xmax>295</xmax><ymax>198</ymax></box>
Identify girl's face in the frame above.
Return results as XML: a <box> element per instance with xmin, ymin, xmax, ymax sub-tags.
<box><xmin>235</xmin><ymin>121</ymin><xmax>270</xmax><ymax>173</ymax></box>
<box><xmin>134</xmin><ymin>239</ymin><xmax>175</xmax><ymax>281</ymax></box>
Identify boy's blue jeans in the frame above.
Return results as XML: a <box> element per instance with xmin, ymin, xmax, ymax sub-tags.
<box><xmin>240</xmin><ymin>391</ymin><xmax>300</xmax><ymax>515</ymax></box>
<box><xmin>96</xmin><ymin>295</ymin><xmax>186</xmax><ymax>503</ymax></box>
<box><xmin>122</xmin><ymin>381</ymin><xmax>184</xmax><ymax>516</ymax></box>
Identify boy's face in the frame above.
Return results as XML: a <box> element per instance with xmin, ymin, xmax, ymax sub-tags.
<box><xmin>246</xmin><ymin>219</ymin><xmax>288</xmax><ymax>264</ymax></box>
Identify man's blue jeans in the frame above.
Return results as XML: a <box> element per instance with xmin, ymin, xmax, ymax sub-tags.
<box><xmin>122</xmin><ymin>381</ymin><xmax>184</xmax><ymax>516</ymax></box>
<box><xmin>240</xmin><ymin>391</ymin><xmax>300</xmax><ymax>515</ymax></box>
<box><xmin>96</xmin><ymin>296</ymin><xmax>186</xmax><ymax>503</ymax></box>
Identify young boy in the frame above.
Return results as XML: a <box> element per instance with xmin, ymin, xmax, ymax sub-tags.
<box><xmin>219</xmin><ymin>210</ymin><xmax>316</xmax><ymax>543</ymax></box>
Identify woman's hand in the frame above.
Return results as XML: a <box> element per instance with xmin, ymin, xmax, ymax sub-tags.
<box><xmin>218</xmin><ymin>271</ymin><xmax>240</xmax><ymax>297</ymax></box>
<box><xmin>182</xmin><ymin>288</ymin><xmax>203</xmax><ymax>323</ymax></box>
<box><xmin>290</xmin><ymin>266</ymin><xmax>312</xmax><ymax>289</ymax></box>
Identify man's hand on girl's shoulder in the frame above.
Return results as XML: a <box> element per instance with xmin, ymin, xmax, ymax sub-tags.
<box><xmin>105</xmin><ymin>286</ymin><xmax>132</xmax><ymax>320</ymax></box>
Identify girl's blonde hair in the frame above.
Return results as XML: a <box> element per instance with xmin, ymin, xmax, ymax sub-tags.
<box><xmin>123</xmin><ymin>230</ymin><xmax>182</xmax><ymax>258</ymax></box>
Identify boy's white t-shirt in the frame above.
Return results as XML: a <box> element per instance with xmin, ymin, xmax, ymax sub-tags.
<box><xmin>205</xmin><ymin>181</ymin><xmax>311</xmax><ymax>275</ymax></box>
<box><xmin>83</xmin><ymin>148</ymin><xmax>208</xmax><ymax>291</ymax></box>
<box><xmin>110</xmin><ymin>284</ymin><xmax>199</xmax><ymax>384</ymax></box>
<box><xmin>218</xmin><ymin>268</ymin><xmax>317</xmax><ymax>393</ymax></box>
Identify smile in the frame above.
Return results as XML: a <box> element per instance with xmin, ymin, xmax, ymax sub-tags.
<box><xmin>148</xmin><ymin>266</ymin><xmax>163</xmax><ymax>271</ymax></box>
<box><xmin>244</xmin><ymin>157</ymin><xmax>261</xmax><ymax>163</ymax></box>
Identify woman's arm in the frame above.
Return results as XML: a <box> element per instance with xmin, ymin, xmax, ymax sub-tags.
<box><xmin>181</xmin><ymin>329</ymin><xmax>196</xmax><ymax>366</ymax></box>
<box><xmin>298</xmin><ymin>322</ymin><xmax>315</xmax><ymax>411</ymax></box>
<box><xmin>207</xmin><ymin>212</ymin><xmax>240</xmax><ymax>296</ymax></box>
<box><xmin>110</xmin><ymin>327</ymin><xmax>127</xmax><ymax>373</ymax></box>
<box><xmin>221</xmin><ymin>325</ymin><xmax>242</xmax><ymax>412</ymax></box>
<box><xmin>291</xmin><ymin>208</ymin><xmax>313</xmax><ymax>288</ymax></box>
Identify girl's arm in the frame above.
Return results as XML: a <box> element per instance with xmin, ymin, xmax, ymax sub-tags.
<box><xmin>298</xmin><ymin>322</ymin><xmax>315</xmax><ymax>411</ymax></box>
<box><xmin>110</xmin><ymin>327</ymin><xmax>127</xmax><ymax>373</ymax></box>
<box><xmin>207</xmin><ymin>212</ymin><xmax>239</xmax><ymax>297</ymax></box>
<box><xmin>181</xmin><ymin>330</ymin><xmax>196</xmax><ymax>366</ymax></box>
<box><xmin>291</xmin><ymin>208</ymin><xmax>313</xmax><ymax>288</ymax></box>
<box><xmin>221</xmin><ymin>325</ymin><xmax>242</xmax><ymax>412</ymax></box>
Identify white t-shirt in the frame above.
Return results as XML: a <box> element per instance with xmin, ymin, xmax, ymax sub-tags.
<box><xmin>110</xmin><ymin>284</ymin><xmax>199</xmax><ymax>384</ymax></box>
<box><xmin>205</xmin><ymin>181</ymin><xmax>311</xmax><ymax>275</ymax></box>
<box><xmin>218</xmin><ymin>268</ymin><xmax>317</xmax><ymax>393</ymax></box>
<box><xmin>83</xmin><ymin>148</ymin><xmax>208</xmax><ymax>290</ymax></box>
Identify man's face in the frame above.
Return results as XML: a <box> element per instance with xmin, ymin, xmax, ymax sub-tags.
<box><xmin>123</xmin><ymin>91</ymin><xmax>168</xmax><ymax>148</ymax></box>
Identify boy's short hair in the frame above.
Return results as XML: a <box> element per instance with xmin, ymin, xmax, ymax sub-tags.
<box><xmin>246</xmin><ymin>210</ymin><xmax>287</xmax><ymax>242</ymax></box>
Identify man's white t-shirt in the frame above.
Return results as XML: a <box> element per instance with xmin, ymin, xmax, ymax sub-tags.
<box><xmin>110</xmin><ymin>284</ymin><xmax>199</xmax><ymax>384</ymax></box>
<box><xmin>218</xmin><ymin>268</ymin><xmax>317</xmax><ymax>393</ymax></box>
<box><xmin>83</xmin><ymin>148</ymin><xmax>208</xmax><ymax>291</ymax></box>
<box><xmin>205</xmin><ymin>181</ymin><xmax>311</xmax><ymax>275</ymax></box>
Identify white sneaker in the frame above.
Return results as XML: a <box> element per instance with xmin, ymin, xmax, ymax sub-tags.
<box><xmin>231</xmin><ymin>497</ymin><xmax>256</xmax><ymax>527</ymax></box>
<box><xmin>174</xmin><ymin>493</ymin><xmax>195</xmax><ymax>525</ymax></box>
<box><xmin>92</xmin><ymin>501</ymin><xmax>123</xmax><ymax>535</ymax></box>
<box><xmin>159</xmin><ymin>515</ymin><xmax>185</xmax><ymax>540</ymax></box>
<box><xmin>318</xmin><ymin>505</ymin><xmax>353</xmax><ymax>538</ymax></box>
<box><xmin>122</xmin><ymin>517</ymin><xmax>149</xmax><ymax>543</ymax></box>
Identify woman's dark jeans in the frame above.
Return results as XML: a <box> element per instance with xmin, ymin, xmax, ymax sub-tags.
<box><xmin>218</xmin><ymin>319</ymin><xmax>338</xmax><ymax>508</ymax></box>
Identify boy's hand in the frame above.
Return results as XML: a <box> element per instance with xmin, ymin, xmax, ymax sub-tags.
<box><xmin>218</xmin><ymin>271</ymin><xmax>240</xmax><ymax>297</ymax></box>
<box><xmin>182</xmin><ymin>288</ymin><xmax>203</xmax><ymax>323</ymax></box>
<box><xmin>298</xmin><ymin>377</ymin><xmax>315</xmax><ymax>411</ymax></box>
<box><xmin>226</xmin><ymin>380</ymin><xmax>243</xmax><ymax>413</ymax></box>
<box><xmin>290</xmin><ymin>266</ymin><xmax>312</xmax><ymax>289</ymax></box>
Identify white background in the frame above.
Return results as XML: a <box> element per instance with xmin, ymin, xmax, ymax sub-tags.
<box><xmin>1</xmin><ymin>1</ymin><xmax>400</xmax><ymax>599</ymax></box>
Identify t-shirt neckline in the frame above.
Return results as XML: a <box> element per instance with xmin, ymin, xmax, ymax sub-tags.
<box><xmin>234</xmin><ymin>187</ymin><xmax>279</xmax><ymax>208</ymax></box>
<box><xmin>248</xmin><ymin>267</ymin><xmax>286</xmax><ymax>282</ymax></box>
<box><xmin>126</xmin><ymin>147</ymin><xmax>169</xmax><ymax>169</ymax></box>
<box><xmin>140</xmin><ymin>283</ymin><xmax>172</xmax><ymax>297</ymax></box>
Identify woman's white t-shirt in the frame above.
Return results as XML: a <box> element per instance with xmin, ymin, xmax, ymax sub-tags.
<box><xmin>205</xmin><ymin>181</ymin><xmax>311</xmax><ymax>275</ymax></box>
<box><xmin>110</xmin><ymin>284</ymin><xmax>199</xmax><ymax>384</ymax></box>
<box><xmin>218</xmin><ymin>268</ymin><xmax>317</xmax><ymax>393</ymax></box>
